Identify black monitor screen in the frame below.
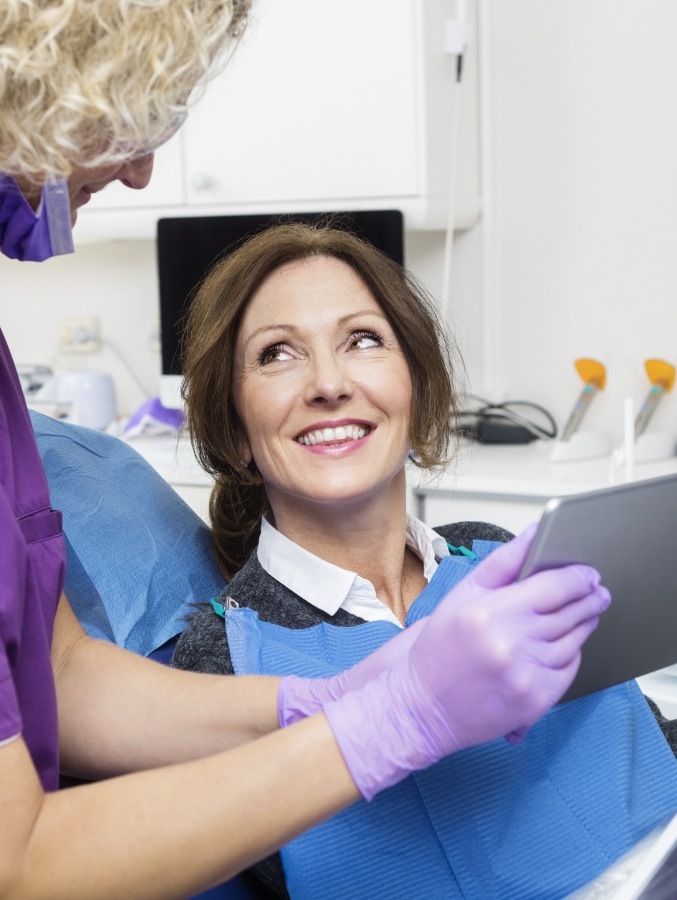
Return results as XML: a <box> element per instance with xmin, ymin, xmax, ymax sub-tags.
<box><xmin>156</xmin><ymin>210</ymin><xmax>405</xmax><ymax>376</ymax></box>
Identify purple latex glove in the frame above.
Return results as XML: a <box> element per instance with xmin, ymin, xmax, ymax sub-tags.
<box><xmin>321</xmin><ymin>524</ymin><xmax>611</xmax><ymax>801</ymax></box>
<box><xmin>0</xmin><ymin>174</ymin><xmax>74</xmax><ymax>262</ymax></box>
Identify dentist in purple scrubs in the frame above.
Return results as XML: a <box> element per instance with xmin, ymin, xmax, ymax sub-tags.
<box><xmin>0</xmin><ymin>2</ymin><xmax>610</xmax><ymax>898</ymax></box>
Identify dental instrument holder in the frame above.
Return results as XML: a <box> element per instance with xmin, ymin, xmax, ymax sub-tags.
<box><xmin>551</xmin><ymin>359</ymin><xmax>611</xmax><ymax>462</ymax></box>
<box><xmin>550</xmin><ymin>430</ymin><xmax>612</xmax><ymax>462</ymax></box>
<box><xmin>633</xmin><ymin>359</ymin><xmax>676</xmax><ymax>463</ymax></box>
<box><xmin>634</xmin><ymin>432</ymin><xmax>676</xmax><ymax>463</ymax></box>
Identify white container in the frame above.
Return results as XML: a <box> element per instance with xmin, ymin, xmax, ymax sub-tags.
<box><xmin>55</xmin><ymin>371</ymin><xmax>116</xmax><ymax>431</ymax></box>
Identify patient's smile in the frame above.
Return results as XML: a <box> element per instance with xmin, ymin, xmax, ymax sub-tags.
<box><xmin>296</xmin><ymin>424</ymin><xmax>371</xmax><ymax>446</ymax></box>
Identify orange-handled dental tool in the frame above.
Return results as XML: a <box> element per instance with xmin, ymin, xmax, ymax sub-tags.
<box><xmin>560</xmin><ymin>358</ymin><xmax>607</xmax><ymax>441</ymax></box>
<box><xmin>635</xmin><ymin>358</ymin><xmax>675</xmax><ymax>437</ymax></box>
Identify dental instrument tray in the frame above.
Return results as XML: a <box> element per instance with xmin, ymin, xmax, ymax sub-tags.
<box><xmin>518</xmin><ymin>473</ymin><xmax>677</xmax><ymax>704</ymax></box>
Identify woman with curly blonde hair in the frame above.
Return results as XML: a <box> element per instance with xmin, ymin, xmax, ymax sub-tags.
<box><xmin>0</xmin><ymin>3</ymin><xmax>612</xmax><ymax>898</ymax></box>
<box><xmin>0</xmin><ymin>0</ymin><xmax>248</xmax><ymax>260</ymax></box>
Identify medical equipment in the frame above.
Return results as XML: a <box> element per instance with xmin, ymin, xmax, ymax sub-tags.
<box><xmin>635</xmin><ymin>358</ymin><xmax>675</xmax><ymax>436</ymax></box>
<box><xmin>551</xmin><ymin>358</ymin><xmax>612</xmax><ymax>461</ymax></box>
<box><xmin>560</xmin><ymin>358</ymin><xmax>606</xmax><ymax>440</ymax></box>
<box><xmin>631</xmin><ymin>359</ymin><xmax>677</xmax><ymax>464</ymax></box>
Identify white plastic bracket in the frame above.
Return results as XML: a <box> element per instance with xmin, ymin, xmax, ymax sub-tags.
<box><xmin>445</xmin><ymin>1</ymin><xmax>470</xmax><ymax>56</ymax></box>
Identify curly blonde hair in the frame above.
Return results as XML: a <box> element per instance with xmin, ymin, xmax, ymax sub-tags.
<box><xmin>0</xmin><ymin>0</ymin><xmax>251</xmax><ymax>183</ymax></box>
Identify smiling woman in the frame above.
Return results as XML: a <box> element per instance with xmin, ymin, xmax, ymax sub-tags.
<box><xmin>173</xmin><ymin>222</ymin><xmax>677</xmax><ymax>900</ymax></box>
<box><xmin>172</xmin><ymin>224</ymin><xmax>517</xmax><ymax>894</ymax></box>
<box><xmin>181</xmin><ymin>222</ymin><xmax>462</xmax><ymax>580</ymax></box>
<box><xmin>233</xmin><ymin>256</ymin><xmax>415</xmax><ymax>541</ymax></box>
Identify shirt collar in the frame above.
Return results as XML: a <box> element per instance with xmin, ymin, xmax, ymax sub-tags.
<box><xmin>257</xmin><ymin>515</ymin><xmax>450</xmax><ymax>618</ymax></box>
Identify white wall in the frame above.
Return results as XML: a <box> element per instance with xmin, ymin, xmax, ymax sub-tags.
<box><xmin>1</xmin><ymin>241</ymin><xmax>162</xmax><ymax>416</ymax></box>
<box><xmin>486</xmin><ymin>0</ymin><xmax>677</xmax><ymax>444</ymax></box>
<box><xmin>4</xmin><ymin>0</ymin><xmax>677</xmax><ymax>443</ymax></box>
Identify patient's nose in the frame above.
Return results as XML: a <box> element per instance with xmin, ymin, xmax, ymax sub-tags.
<box><xmin>305</xmin><ymin>353</ymin><xmax>353</xmax><ymax>405</ymax></box>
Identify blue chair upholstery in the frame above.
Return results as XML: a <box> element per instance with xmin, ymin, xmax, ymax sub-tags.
<box><xmin>31</xmin><ymin>410</ymin><xmax>226</xmax><ymax>655</ymax></box>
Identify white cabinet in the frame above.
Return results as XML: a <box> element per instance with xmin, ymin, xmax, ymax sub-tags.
<box><xmin>75</xmin><ymin>0</ymin><xmax>480</xmax><ymax>242</ymax></box>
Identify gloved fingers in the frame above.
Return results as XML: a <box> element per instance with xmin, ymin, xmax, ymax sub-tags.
<box><xmin>505</xmin><ymin>563</ymin><xmax>603</xmax><ymax>615</ymax></box>
<box><xmin>531</xmin><ymin>583</ymin><xmax>611</xmax><ymax>641</ymax></box>
<box><xmin>532</xmin><ymin>614</ymin><xmax>601</xmax><ymax>670</ymax></box>
<box><xmin>467</xmin><ymin>522</ymin><xmax>539</xmax><ymax>591</ymax></box>
<box><xmin>533</xmin><ymin>653</ymin><xmax>582</xmax><ymax>712</ymax></box>
<box><xmin>505</xmin><ymin>652</ymin><xmax>582</xmax><ymax>727</ymax></box>
<box><xmin>504</xmin><ymin>724</ymin><xmax>530</xmax><ymax>745</ymax></box>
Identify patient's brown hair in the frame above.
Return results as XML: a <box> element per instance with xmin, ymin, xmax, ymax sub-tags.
<box><xmin>181</xmin><ymin>221</ymin><xmax>463</xmax><ymax>578</ymax></box>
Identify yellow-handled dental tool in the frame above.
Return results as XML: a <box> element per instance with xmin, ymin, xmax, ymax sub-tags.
<box><xmin>635</xmin><ymin>358</ymin><xmax>675</xmax><ymax>438</ymax></box>
<box><xmin>560</xmin><ymin>358</ymin><xmax>607</xmax><ymax>441</ymax></box>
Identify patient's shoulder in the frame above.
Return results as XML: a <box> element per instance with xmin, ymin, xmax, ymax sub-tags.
<box><xmin>171</xmin><ymin>604</ymin><xmax>233</xmax><ymax>674</ymax></box>
<box><xmin>434</xmin><ymin>521</ymin><xmax>514</xmax><ymax>548</ymax></box>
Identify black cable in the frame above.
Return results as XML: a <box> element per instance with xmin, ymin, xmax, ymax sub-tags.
<box><xmin>456</xmin><ymin>395</ymin><xmax>558</xmax><ymax>442</ymax></box>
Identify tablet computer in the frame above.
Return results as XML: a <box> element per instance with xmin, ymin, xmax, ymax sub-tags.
<box><xmin>518</xmin><ymin>473</ymin><xmax>677</xmax><ymax>704</ymax></box>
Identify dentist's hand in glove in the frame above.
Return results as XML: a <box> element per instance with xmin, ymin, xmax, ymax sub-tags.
<box><xmin>279</xmin><ymin>524</ymin><xmax>611</xmax><ymax>801</ymax></box>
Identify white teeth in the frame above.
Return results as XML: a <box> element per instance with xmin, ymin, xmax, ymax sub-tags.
<box><xmin>297</xmin><ymin>425</ymin><xmax>369</xmax><ymax>446</ymax></box>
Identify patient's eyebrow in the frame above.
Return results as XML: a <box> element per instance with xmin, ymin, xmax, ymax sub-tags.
<box><xmin>241</xmin><ymin>323</ymin><xmax>298</xmax><ymax>353</ymax></box>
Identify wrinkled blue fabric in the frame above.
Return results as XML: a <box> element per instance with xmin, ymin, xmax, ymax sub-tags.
<box><xmin>31</xmin><ymin>411</ymin><xmax>226</xmax><ymax>655</ymax></box>
<box><xmin>0</xmin><ymin>174</ymin><xmax>74</xmax><ymax>261</ymax></box>
<box><xmin>225</xmin><ymin>546</ymin><xmax>677</xmax><ymax>900</ymax></box>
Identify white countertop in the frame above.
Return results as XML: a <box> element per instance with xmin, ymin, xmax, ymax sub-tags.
<box><xmin>413</xmin><ymin>439</ymin><xmax>677</xmax><ymax>501</ymax></box>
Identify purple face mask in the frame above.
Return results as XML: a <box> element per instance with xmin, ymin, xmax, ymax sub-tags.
<box><xmin>0</xmin><ymin>174</ymin><xmax>74</xmax><ymax>262</ymax></box>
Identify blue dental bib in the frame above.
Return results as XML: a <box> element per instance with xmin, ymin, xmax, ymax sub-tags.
<box><xmin>226</xmin><ymin>542</ymin><xmax>677</xmax><ymax>900</ymax></box>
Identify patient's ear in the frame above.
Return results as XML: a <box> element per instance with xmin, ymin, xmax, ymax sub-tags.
<box><xmin>236</xmin><ymin>430</ymin><xmax>253</xmax><ymax>466</ymax></box>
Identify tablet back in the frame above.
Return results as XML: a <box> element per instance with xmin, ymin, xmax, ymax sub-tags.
<box><xmin>518</xmin><ymin>473</ymin><xmax>677</xmax><ymax>703</ymax></box>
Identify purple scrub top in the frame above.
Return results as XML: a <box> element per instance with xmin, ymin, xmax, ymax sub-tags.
<box><xmin>0</xmin><ymin>328</ymin><xmax>64</xmax><ymax>790</ymax></box>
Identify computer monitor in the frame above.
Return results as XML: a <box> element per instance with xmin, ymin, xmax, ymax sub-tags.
<box><xmin>156</xmin><ymin>210</ymin><xmax>405</xmax><ymax>408</ymax></box>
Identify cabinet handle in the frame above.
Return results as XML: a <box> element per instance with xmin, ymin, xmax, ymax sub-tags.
<box><xmin>191</xmin><ymin>172</ymin><xmax>211</xmax><ymax>191</ymax></box>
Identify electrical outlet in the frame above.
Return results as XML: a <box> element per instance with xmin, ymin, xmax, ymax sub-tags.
<box><xmin>59</xmin><ymin>316</ymin><xmax>101</xmax><ymax>354</ymax></box>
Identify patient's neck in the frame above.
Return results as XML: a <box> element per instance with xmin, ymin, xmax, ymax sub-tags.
<box><xmin>269</xmin><ymin>475</ymin><xmax>426</xmax><ymax>624</ymax></box>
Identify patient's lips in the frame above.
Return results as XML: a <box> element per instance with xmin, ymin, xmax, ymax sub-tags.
<box><xmin>295</xmin><ymin>420</ymin><xmax>373</xmax><ymax>455</ymax></box>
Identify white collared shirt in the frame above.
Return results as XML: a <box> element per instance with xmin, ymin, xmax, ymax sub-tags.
<box><xmin>257</xmin><ymin>515</ymin><xmax>451</xmax><ymax>629</ymax></box>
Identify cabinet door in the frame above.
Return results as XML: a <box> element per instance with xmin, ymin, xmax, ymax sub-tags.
<box><xmin>184</xmin><ymin>0</ymin><xmax>421</xmax><ymax>207</ymax></box>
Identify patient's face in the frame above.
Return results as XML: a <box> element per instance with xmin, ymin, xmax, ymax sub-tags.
<box><xmin>233</xmin><ymin>255</ymin><xmax>413</xmax><ymax>523</ymax></box>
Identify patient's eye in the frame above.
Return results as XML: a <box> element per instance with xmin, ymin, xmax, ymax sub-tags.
<box><xmin>349</xmin><ymin>330</ymin><xmax>384</xmax><ymax>351</ymax></box>
<box><xmin>259</xmin><ymin>343</ymin><xmax>294</xmax><ymax>365</ymax></box>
